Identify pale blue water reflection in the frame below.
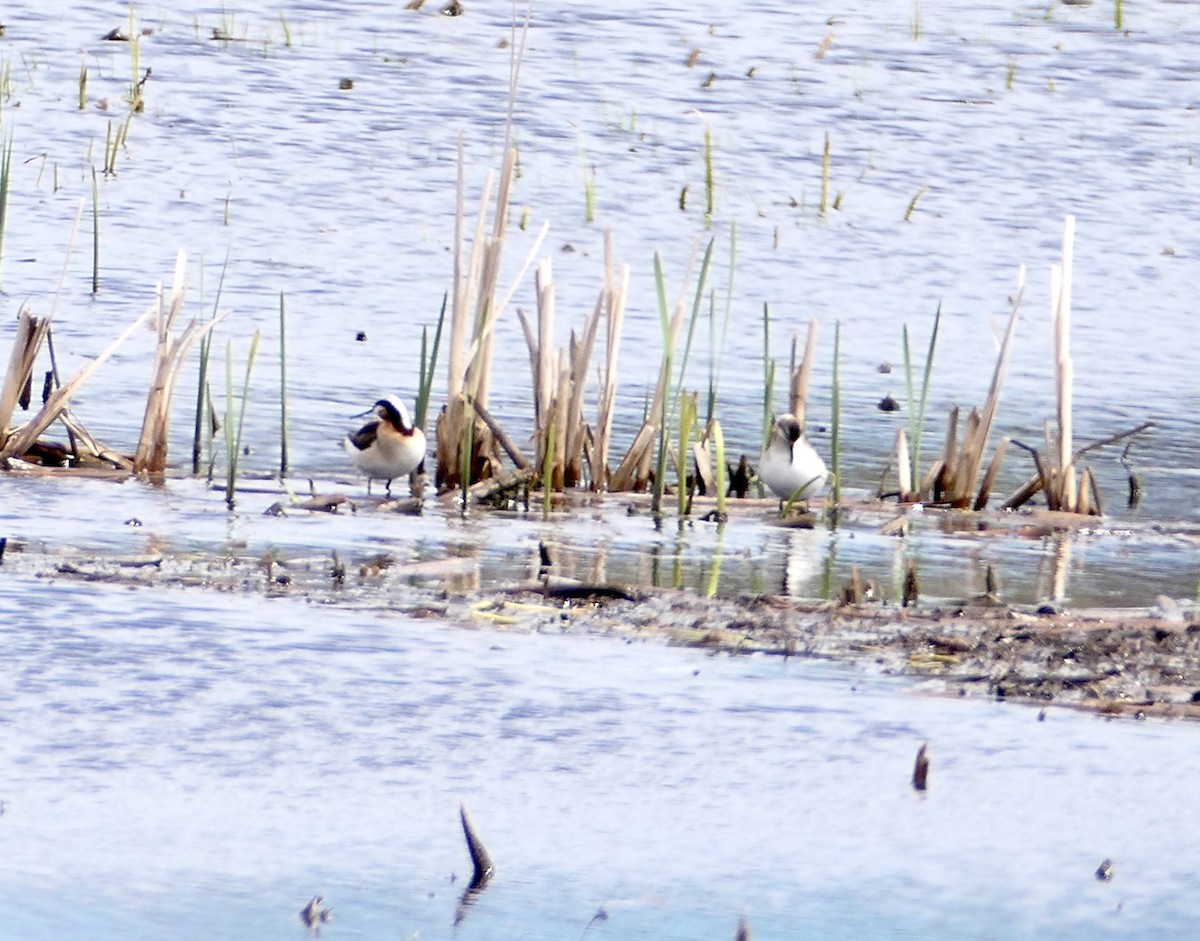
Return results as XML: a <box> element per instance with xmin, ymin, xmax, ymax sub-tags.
<box><xmin>3</xmin><ymin>576</ymin><xmax>1200</xmax><ymax>939</ymax></box>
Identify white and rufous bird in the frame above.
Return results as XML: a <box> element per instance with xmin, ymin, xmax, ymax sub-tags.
<box><xmin>758</xmin><ymin>413</ymin><xmax>827</xmax><ymax>501</ymax></box>
<box><xmin>342</xmin><ymin>395</ymin><xmax>426</xmax><ymax>495</ymax></box>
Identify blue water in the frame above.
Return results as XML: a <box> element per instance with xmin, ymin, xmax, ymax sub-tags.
<box><xmin>2</xmin><ymin>575</ymin><xmax>1198</xmax><ymax>939</ymax></box>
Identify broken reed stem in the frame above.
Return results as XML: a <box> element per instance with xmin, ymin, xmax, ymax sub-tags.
<box><xmin>0</xmin><ymin>310</ymin><xmax>51</xmax><ymax>450</ymax></box>
<box><xmin>951</xmin><ymin>267</ymin><xmax>1023</xmax><ymax>506</ymax></box>
<box><xmin>134</xmin><ymin>252</ymin><xmax>229</xmax><ymax>475</ymax></box>
<box><xmin>0</xmin><ymin>299</ymin><xmax>157</xmax><ymax>462</ymax></box>
<box><xmin>1052</xmin><ymin>215</ymin><xmax>1076</xmax><ymax>510</ymax></box>
<box><xmin>790</xmin><ymin>319</ymin><xmax>818</xmax><ymax>428</ymax></box>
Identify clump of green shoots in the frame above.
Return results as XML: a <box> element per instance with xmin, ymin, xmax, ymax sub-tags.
<box><xmin>898</xmin><ymin>303</ymin><xmax>940</xmax><ymax>500</ymax></box>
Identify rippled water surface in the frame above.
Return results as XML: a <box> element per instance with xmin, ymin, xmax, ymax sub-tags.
<box><xmin>3</xmin><ymin>3</ymin><xmax>1200</xmax><ymax>936</ymax></box>
<box><xmin>4</xmin><ymin>575</ymin><xmax>1200</xmax><ymax>941</ymax></box>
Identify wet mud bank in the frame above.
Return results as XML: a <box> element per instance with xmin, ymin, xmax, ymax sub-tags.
<box><xmin>8</xmin><ymin>493</ymin><xmax>1200</xmax><ymax>722</ymax></box>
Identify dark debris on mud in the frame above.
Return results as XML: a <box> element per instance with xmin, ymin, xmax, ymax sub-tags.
<box><xmin>9</xmin><ymin>530</ymin><xmax>1200</xmax><ymax>722</ymax></box>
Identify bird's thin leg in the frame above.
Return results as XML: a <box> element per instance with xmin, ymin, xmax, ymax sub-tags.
<box><xmin>385</xmin><ymin>478</ymin><xmax>393</xmax><ymax>497</ymax></box>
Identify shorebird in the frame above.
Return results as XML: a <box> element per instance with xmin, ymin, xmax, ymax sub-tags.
<box><xmin>758</xmin><ymin>413</ymin><xmax>827</xmax><ymax>502</ymax></box>
<box><xmin>342</xmin><ymin>395</ymin><xmax>426</xmax><ymax>495</ymax></box>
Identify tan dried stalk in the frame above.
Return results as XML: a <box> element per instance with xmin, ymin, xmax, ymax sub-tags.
<box><xmin>591</xmin><ymin>232</ymin><xmax>629</xmax><ymax>490</ymax></box>
<box><xmin>0</xmin><ymin>299</ymin><xmax>157</xmax><ymax>462</ymax></box>
<box><xmin>788</xmin><ymin>319</ymin><xmax>818</xmax><ymax>426</ymax></box>
<box><xmin>133</xmin><ymin>251</ymin><xmax>229</xmax><ymax>474</ymax></box>
<box><xmin>0</xmin><ymin>310</ymin><xmax>51</xmax><ymax>450</ymax></box>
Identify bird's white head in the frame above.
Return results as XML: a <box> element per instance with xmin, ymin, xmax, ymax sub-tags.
<box><xmin>375</xmin><ymin>395</ymin><xmax>414</xmax><ymax>433</ymax></box>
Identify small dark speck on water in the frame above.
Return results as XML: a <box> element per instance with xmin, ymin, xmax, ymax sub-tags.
<box><xmin>339</xmin><ymin>78</ymin><xmax>354</xmax><ymax>90</ymax></box>
<box><xmin>356</xmin><ymin>331</ymin><xmax>367</xmax><ymax>342</ymax></box>
<box><xmin>1095</xmin><ymin>858</ymin><xmax>1114</xmax><ymax>881</ymax></box>
<box><xmin>0</xmin><ymin>536</ymin><xmax>6</xmax><ymax>562</ymax></box>
<box><xmin>878</xmin><ymin>394</ymin><xmax>901</xmax><ymax>412</ymax></box>
<box><xmin>124</xmin><ymin>518</ymin><xmax>142</xmax><ymax>527</ymax></box>
<box><xmin>877</xmin><ymin>362</ymin><xmax>892</xmax><ymax>374</ymax></box>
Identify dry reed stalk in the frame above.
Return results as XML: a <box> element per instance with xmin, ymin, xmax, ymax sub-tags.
<box><xmin>1050</xmin><ymin>215</ymin><xmax>1076</xmax><ymax>509</ymax></box>
<box><xmin>564</xmin><ymin>306</ymin><xmax>600</xmax><ymax>487</ymax></box>
<box><xmin>0</xmin><ymin>299</ymin><xmax>157</xmax><ymax>462</ymax></box>
<box><xmin>788</xmin><ymin>319</ymin><xmax>818</xmax><ymax>426</ymax></box>
<box><xmin>607</xmin><ymin>268</ymin><xmax>688</xmax><ymax>493</ymax></box>
<box><xmin>591</xmin><ymin>232</ymin><xmax>629</xmax><ymax>490</ymax></box>
<box><xmin>437</xmin><ymin>141</ymin><xmax>550</xmax><ymax>492</ymax></box>
<box><xmin>972</xmin><ymin>435</ymin><xmax>1009</xmax><ymax>510</ymax></box>
<box><xmin>133</xmin><ymin>251</ymin><xmax>228</xmax><ymax>474</ymax></box>
<box><xmin>946</xmin><ymin>269</ymin><xmax>1023</xmax><ymax>507</ymax></box>
<box><xmin>894</xmin><ymin>428</ymin><xmax>912</xmax><ymax>498</ymax></box>
<box><xmin>0</xmin><ymin>310</ymin><xmax>51</xmax><ymax>450</ymax></box>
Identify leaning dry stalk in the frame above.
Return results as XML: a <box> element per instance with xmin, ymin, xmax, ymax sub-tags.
<box><xmin>0</xmin><ymin>309</ymin><xmax>51</xmax><ymax>449</ymax></box>
<box><xmin>948</xmin><ymin>267</ymin><xmax>1024</xmax><ymax>506</ymax></box>
<box><xmin>0</xmin><ymin>299</ymin><xmax>157</xmax><ymax>461</ymax></box>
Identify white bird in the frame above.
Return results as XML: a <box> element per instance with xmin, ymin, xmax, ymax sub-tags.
<box><xmin>758</xmin><ymin>413</ymin><xmax>827</xmax><ymax>501</ymax></box>
<box><xmin>342</xmin><ymin>395</ymin><xmax>426</xmax><ymax>495</ymax></box>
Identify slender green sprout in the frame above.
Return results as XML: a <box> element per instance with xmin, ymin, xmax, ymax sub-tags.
<box><xmin>1114</xmin><ymin>0</ymin><xmax>1123</xmax><ymax>29</ymax></box>
<box><xmin>704</xmin><ymin>126</ymin><xmax>715</xmax><ymax>221</ymax></box>
<box><xmin>677</xmin><ymin>391</ymin><xmax>697</xmax><ymax>518</ymax></box>
<box><xmin>542</xmin><ymin>420</ymin><xmax>555</xmax><ymax>519</ymax></box>
<box><xmin>651</xmin><ymin>253</ymin><xmax>672</xmax><ymax>517</ymax></box>
<box><xmin>90</xmin><ymin>167</ymin><xmax>100</xmax><ymax>294</ymax></box>
<box><xmin>706</xmin><ymin>221</ymin><xmax>736</xmax><ymax>423</ymax></box>
<box><xmin>761</xmin><ymin>302</ymin><xmax>774</xmax><ymax>449</ymax></box>
<box><xmin>224</xmin><ymin>330</ymin><xmax>261</xmax><ymax>509</ymax></box>
<box><xmin>278</xmin><ymin>292</ymin><xmax>289</xmax><ymax>478</ymax></box>
<box><xmin>78</xmin><ymin>61</ymin><xmax>88</xmax><ymax>110</ymax></box>
<box><xmin>194</xmin><ymin>248</ymin><xmax>230</xmax><ymax>474</ymax></box>
<box><xmin>415</xmin><ymin>292</ymin><xmax>447</xmax><ymax>432</ymax></box>
<box><xmin>830</xmin><ymin>320</ymin><xmax>842</xmax><ymax>508</ymax></box>
<box><xmin>819</xmin><ymin>132</ymin><xmax>831</xmax><ymax>218</ymax></box>
<box><xmin>901</xmin><ymin>302</ymin><xmax>941</xmax><ymax>496</ymax></box>
<box><xmin>712</xmin><ymin>418</ymin><xmax>727</xmax><ymax>518</ymax></box>
<box><xmin>0</xmin><ymin>131</ymin><xmax>13</xmax><ymax>290</ymax></box>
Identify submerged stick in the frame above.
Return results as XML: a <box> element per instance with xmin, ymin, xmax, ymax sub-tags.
<box><xmin>459</xmin><ymin>802</ymin><xmax>495</xmax><ymax>889</ymax></box>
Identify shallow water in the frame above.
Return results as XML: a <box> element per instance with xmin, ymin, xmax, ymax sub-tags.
<box><xmin>4</xmin><ymin>574</ymin><xmax>1200</xmax><ymax>941</ymax></box>
<box><xmin>3</xmin><ymin>5</ymin><xmax>1200</xmax><ymax>936</ymax></box>
<box><xmin>0</xmin><ymin>0</ymin><xmax>1195</xmax><ymax>518</ymax></box>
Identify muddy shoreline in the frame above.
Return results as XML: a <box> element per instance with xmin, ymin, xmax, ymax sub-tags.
<box><xmin>8</xmin><ymin>492</ymin><xmax>1200</xmax><ymax>722</ymax></box>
